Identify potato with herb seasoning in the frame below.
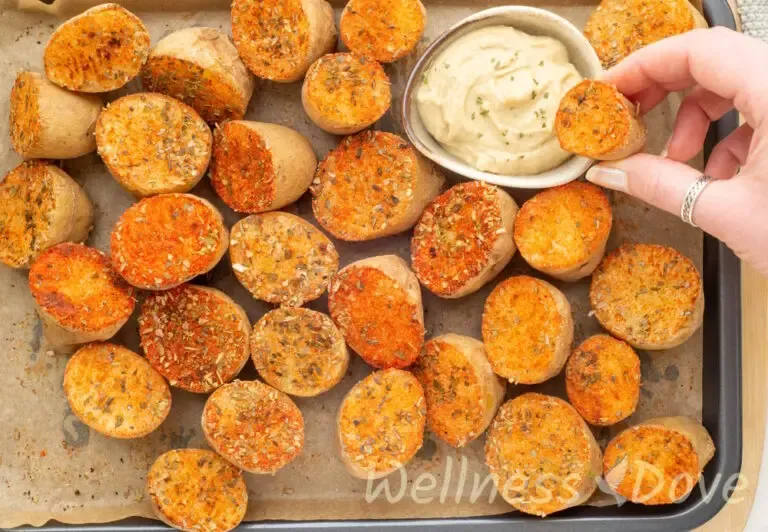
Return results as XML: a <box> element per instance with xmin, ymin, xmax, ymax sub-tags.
<box><xmin>0</xmin><ymin>162</ymin><xmax>93</xmax><ymax>269</ymax></box>
<box><xmin>141</xmin><ymin>27</ymin><xmax>255</xmax><ymax>124</ymax></box>
<box><xmin>232</xmin><ymin>0</ymin><xmax>337</xmax><ymax>82</ymax></box>
<box><xmin>514</xmin><ymin>181</ymin><xmax>612</xmax><ymax>282</ymax></box>
<box><xmin>482</xmin><ymin>275</ymin><xmax>574</xmax><ymax>384</ymax></box>
<box><xmin>565</xmin><ymin>334</ymin><xmax>641</xmax><ymax>426</ymax></box>
<box><xmin>210</xmin><ymin>121</ymin><xmax>317</xmax><ymax>213</ymax></box>
<box><xmin>485</xmin><ymin>393</ymin><xmax>602</xmax><ymax>517</ymax></box>
<box><xmin>43</xmin><ymin>3</ymin><xmax>150</xmax><ymax>93</ymax></box>
<box><xmin>603</xmin><ymin>417</ymin><xmax>715</xmax><ymax>505</ymax></box>
<box><xmin>311</xmin><ymin>131</ymin><xmax>445</xmax><ymax>241</ymax></box>
<box><xmin>139</xmin><ymin>284</ymin><xmax>250</xmax><ymax>393</ymax></box>
<box><xmin>251</xmin><ymin>307</ymin><xmax>349</xmax><ymax>397</ymax></box>
<box><xmin>590</xmin><ymin>243</ymin><xmax>704</xmax><ymax>350</ymax></box>
<box><xmin>339</xmin><ymin>0</ymin><xmax>427</xmax><ymax>63</ymax></box>
<box><xmin>337</xmin><ymin>368</ymin><xmax>426</xmax><ymax>479</ymax></box>
<box><xmin>111</xmin><ymin>193</ymin><xmax>228</xmax><ymax>291</ymax></box>
<box><xmin>9</xmin><ymin>71</ymin><xmax>101</xmax><ymax>160</ymax></box>
<box><xmin>229</xmin><ymin>212</ymin><xmax>339</xmax><ymax>307</ymax></box>
<box><xmin>302</xmin><ymin>53</ymin><xmax>391</xmax><ymax>135</ymax></box>
<box><xmin>29</xmin><ymin>244</ymin><xmax>135</xmax><ymax>351</ymax></box>
<box><xmin>147</xmin><ymin>449</ymin><xmax>248</xmax><ymax>532</ymax></box>
<box><xmin>96</xmin><ymin>93</ymin><xmax>212</xmax><ymax>197</ymax></box>
<box><xmin>556</xmin><ymin>80</ymin><xmax>647</xmax><ymax>161</ymax></box>
<box><xmin>412</xmin><ymin>334</ymin><xmax>505</xmax><ymax>448</ymax></box>
<box><xmin>411</xmin><ymin>181</ymin><xmax>518</xmax><ymax>298</ymax></box>
<box><xmin>202</xmin><ymin>379</ymin><xmax>305</xmax><ymax>474</ymax></box>
<box><xmin>328</xmin><ymin>255</ymin><xmax>425</xmax><ymax>369</ymax></box>
<box><xmin>64</xmin><ymin>342</ymin><xmax>171</xmax><ymax>439</ymax></box>
<box><xmin>584</xmin><ymin>0</ymin><xmax>707</xmax><ymax>69</ymax></box>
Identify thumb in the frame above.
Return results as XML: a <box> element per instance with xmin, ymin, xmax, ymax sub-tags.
<box><xmin>585</xmin><ymin>154</ymin><xmax>744</xmax><ymax>240</ymax></box>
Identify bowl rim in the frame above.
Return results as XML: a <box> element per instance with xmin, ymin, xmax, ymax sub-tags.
<box><xmin>401</xmin><ymin>5</ymin><xmax>602</xmax><ymax>189</ymax></box>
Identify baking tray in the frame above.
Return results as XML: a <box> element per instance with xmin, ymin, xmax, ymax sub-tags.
<box><xmin>12</xmin><ymin>0</ymin><xmax>742</xmax><ymax>530</ymax></box>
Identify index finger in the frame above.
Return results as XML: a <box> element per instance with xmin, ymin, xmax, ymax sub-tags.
<box><xmin>600</xmin><ymin>27</ymin><xmax>768</xmax><ymax>124</ymax></box>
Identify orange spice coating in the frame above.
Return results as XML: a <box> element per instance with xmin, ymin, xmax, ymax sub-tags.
<box><xmin>229</xmin><ymin>213</ymin><xmax>339</xmax><ymax>307</ymax></box>
<box><xmin>139</xmin><ymin>284</ymin><xmax>250</xmax><ymax>393</ymax></box>
<box><xmin>251</xmin><ymin>307</ymin><xmax>348</xmax><ymax>397</ymax></box>
<box><xmin>328</xmin><ymin>265</ymin><xmax>424</xmax><ymax>369</ymax></box>
<box><xmin>338</xmin><ymin>369</ymin><xmax>426</xmax><ymax>475</ymax></box>
<box><xmin>142</xmin><ymin>56</ymin><xmax>247</xmax><ymax>124</ymax></box>
<box><xmin>556</xmin><ymin>80</ymin><xmax>635</xmax><ymax>158</ymax></box>
<box><xmin>311</xmin><ymin>131</ymin><xmax>419</xmax><ymax>241</ymax></box>
<box><xmin>590</xmin><ymin>243</ymin><xmax>702</xmax><ymax>348</ymax></box>
<box><xmin>43</xmin><ymin>4</ymin><xmax>150</xmax><ymax>92</ymax></box>
<box><xmin>411</xmin><ymin>181</ymin><xmax>504</xmax><ymax>297</ymax></box>
<box><xmin>95</xmin><ymin>93</ymin><xmax>212</xmax><ymax>196</ymax></box>
<box><xmin>0</xmin><ymin>162</ymin><xmax>55</xmax><ymax>268</ymax></box>
<box><xmin>64</xmin><ymin>342</ymin><xmax>170</xmax><ymax>439</ymax></box>
<box><xmin>514</xmin><ymin>181</ymin><xmax>612</xmax><ymax>273</ymax></box>
<box><xmin>111</xmin><ymin>194</ymin><xmax>227</xmax><ymax>290</ymax></box>
<box><xmin>202</xmin><ymin>380</ymin><xmax>304</xmax><ymax>474</ymax></box>
<box><xmin>485</xmin><ymin>393</ymin><xmax>600</xmax><ymax>517</ymax></box>
<box><xmin>603</xmin><ymin>425</ymin><xmax>701</xmax><ymax>504</ymax></box>
<box><xmin>210</xmin><ymin>121</ymin><xmax>275</xmax><ymax>213</ymax></box>
<box><xmin>340</xmin><ymin>0</ymin><xmax>426</xmax><ymax>63</ymax></box>
<box><xmin>565</xmin><ymin>334</ymin><xmax>641</xmax><ymax>426</ymax></box>
<box><xmin>482</xmin><ymin>275</ymin><xmax>569</xmax><ymax>384</ymax></box>
<box><xmin>412</xmin><ymin>338</ymin><xmax>486</xmax><ymax>447</ymax></box>
<box><xmin>231</xmin><ymin>0</ymin><xmax>311</xmax><ymax>81</ymax></box>
<box><xmin>9</xmin><ymin>71</ymin><xmax>41</xmax><ymax>156</ymax></box>
<box><xmin>303</xmin><ymin>53</ymin><xmax>391</xmax><ymax>130</ymax></box>
<box><xmin>584</xmin><ymin>0</ymin><xmax>699</xmax><ymax>68</ymax></box>
<box><xmin>29</xmin><ymin>243</ymin><xmax>135</xmax><ymax>333</ymax></box>
<box><xmin>147</xmin><ymin>449</ymin><xmax>247</xmax><ymax>532</ymax></box>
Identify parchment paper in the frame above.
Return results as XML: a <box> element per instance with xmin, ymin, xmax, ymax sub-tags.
<box><xmin>0</xmin><ymin>1</ymin><xmax>704</xmax><ymax>528</ymax></box>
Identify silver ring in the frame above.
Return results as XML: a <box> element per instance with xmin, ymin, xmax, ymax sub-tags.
<box><xmin>680</xmin><ymin>175</ymin><xmax>713</xmax><ymax>227</ymax></box>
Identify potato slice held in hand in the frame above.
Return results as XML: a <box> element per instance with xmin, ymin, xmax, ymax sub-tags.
<box><xmin>210</xmin><ymin>121</ymin><xmax>317</xmax><ymax>213</ymax></box>
<box><xmin>328</xmin><ymin>255</ymin><xmax>425</xmax><ymax>369</ymax></box>
<box><xmin>10</xmin><ymin>71</ymin><xmax>101</xmax><ymax>160</ymax></box>
<box><xmin>29</xmin><ymin>244</ymin><xmax>136</xmax><ymax>351</ymax></box>
<box><xmin>148</xmin><ymin>449</ymin><xmax>247</xmax><ymax>532</ymax></box>
<box><xmin>411</xmin><ymin>181</ymin><xmax>518</xmax><ymax>298</ymax></box>
<box><xmin>44</xmin><ymin>3</ymin><xmax>150</xmax><ymax>92</ymax></box>
<box><xmin>603</xmin><ymin>417</ymin><xmax>715</xmax><ymax>505</ymax></box>
<box><xmin>556</xmin><ymin>80</ymin><xmax>647</xmax><ymax>161</ymax></box>
<box><xmin>142</xmin><ymin>27</ymin><xmax>255</xmax><ymax>124</ymax></box>
<box><xmin>0</xmin><ymin>162</ymin><xmax>93</xmax><ymax>269</ymax></box>
<box><xmin>96</xmin><ymin>93</ymin><xmax>213</xmax><ymax>197</ymax></box>
<box><xmin>64</xmin><ymin>342</ymin><xmax>171</xmax><ymax>439</ymax></box>
<box><xmin>232</xmin><ymin>0</ymin><xmax>337</xmax><ymax>82</ymax></box>
<box><xmin>302</xmin><ymin>53</ymin><xmax>391</xmax><ymax>135</ymax></box>
<box><xmin>337</xmin><ymin>369</ymin><xmax>426</xmax><ymax>479</ymax></box>
<box><xmin>412</xmin><ymin>334</ymin><xmax>505</xmax><ymax>447</ymax></box>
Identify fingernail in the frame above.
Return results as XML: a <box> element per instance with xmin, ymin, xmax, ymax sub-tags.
<box><xmin>586</xmin><ymin>165</ymin><xmax>628</xmax><ymax>192</ymax></box>
<box><xmin>660</xmin><ymin>137</ymin><xmax>672</xmax><ymax>158</ymax></box>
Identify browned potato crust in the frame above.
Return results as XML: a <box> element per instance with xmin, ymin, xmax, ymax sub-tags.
<box><xmin>603</xmin><ymin>417</ymin><xmax>715</xmax><ymax>505</ymax></box>
<box><xmin>64</xmin><ymin>342</ymin><xmax>170</xmax><ymax>439</ymax></box>
<box><xmin>556</xmin><ymin>80</ymin><xmax>647</xmax><ymax>161</ymax></box>
<box><xmin>485</xmin><ymin>393</ymin><xmax>602</xmax><ymax>516</ymax></box>
<box><xmin>340</xmin><ymin>0</ymin><xmax>427</xmax><ymax>63</ymax></box>
<box><xmin>514</xmin><ymin>181</ymin><xmax>612</xmax><ymax>281</ymax></box>
<box><xmin>147</xmin><ymin>449</ymin><xmax>247</xmax><ymax>532</ymax></box>
<box><xmin>590</xmin><ymin>243</ymin><xmax>704</xmax><ymax>349</ymax></box>
<box><xmin>565</xmin><ymin>334</ymin><xmax>641</xmax><ymax>426</ymax></box>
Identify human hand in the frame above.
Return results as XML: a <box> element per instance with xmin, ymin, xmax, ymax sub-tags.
<box><xmin>585</xmin><ymin>27</ymin><xmax>768</xmax><ymax>276</ymax></box>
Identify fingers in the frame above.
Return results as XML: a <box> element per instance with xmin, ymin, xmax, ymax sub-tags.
<box><xmin>600</xmin><ymin>28</ymin><xmax>768</xmax><ymax>124</ymax></box>
<box><xmin>704</xmin><ymin>123</ymin><xmax>754</xmax><ymax>179</ymax></box>
<box><xmin>585</xmin><ymin>154</ymin><xmax>745</xmax><ymax>238</ymax></box>
<box><xmin>666</xmin><ymin>87</ymin><xmax>734</xmax><ymax>162</ymax></box>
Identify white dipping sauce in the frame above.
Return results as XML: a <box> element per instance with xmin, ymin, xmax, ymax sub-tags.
<box><xmin>416</xmin><ymin>26</ymin><xmax>583</xmax><ymax>175</ymax></box>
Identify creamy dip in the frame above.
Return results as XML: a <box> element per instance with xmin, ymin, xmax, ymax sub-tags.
<box><xmin>416</xmin><ymin>26</ymin><xmax>583</xmax><ymax>175</ymax></box>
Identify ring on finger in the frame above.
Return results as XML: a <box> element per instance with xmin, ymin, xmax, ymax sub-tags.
<box><xmin>681</xmin><ymin>175</ymin><xmax>714</xmax><ymax>227</ymax></box>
